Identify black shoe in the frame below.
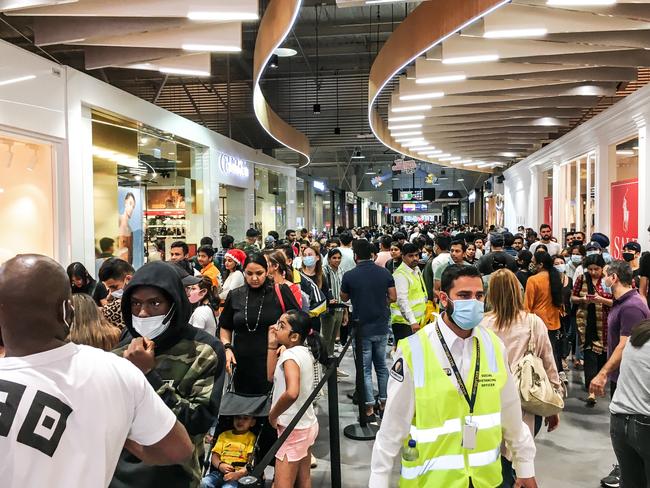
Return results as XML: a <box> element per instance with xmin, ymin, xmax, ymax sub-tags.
<box><xmin>582</xmin><ymin>396</ymin><xmax>597</xmax><ymax>407</ymax></box>
<box><xmin>601</xmin><ymin>465</ymin><xmax>620</xmax><ymax>488</ymax></box>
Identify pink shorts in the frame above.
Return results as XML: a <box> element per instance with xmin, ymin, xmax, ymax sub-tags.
<box><xmin>275</xmin><ymin>422</ymin><xmax>319</xmax><ymax>462</ymax></box>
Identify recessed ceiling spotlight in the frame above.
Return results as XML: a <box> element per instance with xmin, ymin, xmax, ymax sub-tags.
<box><xmin>273</xmin><ymin>47</ymin><xmax>298</xmax><ymax>57</ymax></box>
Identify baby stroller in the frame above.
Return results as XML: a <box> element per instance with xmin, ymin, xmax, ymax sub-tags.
<box><xmin>203</xmin><ymin>367</ymin><xmax>272</xmax><ymax>487</ymax></box>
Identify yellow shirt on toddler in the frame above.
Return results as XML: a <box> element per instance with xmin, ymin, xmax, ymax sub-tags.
<box><xmin>212</xmin><ymin>430</ymin><xmax>256</xmax><ymax>466</ymax></box>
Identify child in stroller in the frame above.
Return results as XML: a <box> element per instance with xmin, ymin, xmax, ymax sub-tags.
<box><xmin>200</xmin><ymin>415</ymin><xmax>257</xmax><ymax>488</ymax></box>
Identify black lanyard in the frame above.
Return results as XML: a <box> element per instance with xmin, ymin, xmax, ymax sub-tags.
<box><xmin>435</xmin><ymin>323</ymin><xmax>480</xmax><ymax>414</ymax></box>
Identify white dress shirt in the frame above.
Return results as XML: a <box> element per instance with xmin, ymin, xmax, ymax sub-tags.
<box><xmin>431</xmin><ymin>252</ymin><xmax>450</xmax><ymax>279</ymax></box>
<box><xmin>369</xmin><ymin>316</ymin><xmax>536</xmax><ymax>488</ymax></box>
<box><xmin>394</xmin><ymin>265</ymin><xmax>426</xmax><ymax>325</ymax></box>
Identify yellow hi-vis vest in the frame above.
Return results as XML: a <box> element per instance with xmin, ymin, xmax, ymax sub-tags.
<box><xmin>398</xmin><ymin>324</ymin><xmax>507</xmax><ymax>488</ymax></box>
<box><xmin>390</xmin><ymin>263</ymin><xmax>428</xmax><ymax>326</ymax></box>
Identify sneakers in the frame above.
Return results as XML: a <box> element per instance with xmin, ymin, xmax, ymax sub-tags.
<box><xmin>310</xmin><ymin>454</ymin><xmax>318</xmax><ymax>469</ymax></box>
<box><xmin>336</xmin><ymin>368</ymin><xmax>349</xmax><ymax>378</ymax></box>
<box><xmin>601</xmin><ymin>465</ymin><xmax>620</xmax><ymax>488</ymax></box>
<box><xmin>559</xmin><ymin>371</ymin><xmax>569</xmax><ymax>386</ymax></box>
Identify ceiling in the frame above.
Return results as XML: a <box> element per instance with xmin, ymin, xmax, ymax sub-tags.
<box><xmin>376</xmin><ymin>0</ymin><xmax>650</xmax><ymax>172</ymax></box>
<box><xmin>3</xmin><ymin>0</ymin><xmax>649</xmax><ymax>196</ymax></box>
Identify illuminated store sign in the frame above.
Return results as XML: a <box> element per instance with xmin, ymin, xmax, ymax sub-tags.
<box><xmin>218</xmin><ymin>152</ymin><xmax>250</xmax><ymax>178</ymax></box>
<box><xmin>313</xmin><ymin>180</ymin><xmax>326</xmax><ymax>191</ymax></box>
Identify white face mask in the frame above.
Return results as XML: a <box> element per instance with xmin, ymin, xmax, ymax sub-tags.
<box><xmin>132</xmin><ymin>305</ymin><xmax>175</xmax><ymax>339</ymax></box>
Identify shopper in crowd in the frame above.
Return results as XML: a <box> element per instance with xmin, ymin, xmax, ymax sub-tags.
<box><xmin>503</xmin><ymin>232</ymin><xmax>518</xmax><ymax>257</ymax></box>
<box><xmin>69</xmin><ymin>293</ymin><xmax>121</xmax><ymax>351</ymax></box>
<box><xmin>590</xmin><ymin>260</ymin><xmax>650</xmax><ymax>398</ymax></box>
<box><xmin>340</xmin><ymin>239</ymin><xmax>396</xmax><ymax>420</ymax></box>
<box><xmin>570</xmin><ymin>254</ymin><xmax>613</xmax><ymax>406</ymax></box>
<box><xmin>299</xmin><ymin>244</ymin><xmax>331</xmax><ymax>332</ymax></box>
<box><xmin>267</xmin><ymin>310</ymin><xmax>326</xmax><ymax>488</ymax></box>
<box><xmin>285</xmin><ymin>229</ymin><xmax>300</xmax><ymax>258</ymax></box>
<box><xmin>99</xmin><ymin>257</ymin><xmax>135</xmax><ymax>329</ymax></box>
<box><xmin>639</xmin><ymin>225</ymin><xmax>650</xmax><ymax>304</ymax></box>
<box><xmin>371</xmin><ymin>265</ymin><xmax>537</xmax><ymax>488</ymax></box>
<box><xmin>266</xmin><ymin>250</ymin><xmax>303</xmax><ymax>309</ymax></box>
<box><xmin>621</xmin><ymin>241</ymin><xmax>642</xmax><ymax>289</ymax></box>
<box><xmin>95</xmin><ymin>236</ymin><xmax>115</xmax><ymax>278</ymax></box>
<box><xmin>602</xmin><ymin>319</ymin><xmax>650</xmax><ymax>488</ymax></box>
<box><xmin>0</xmin><ymin>254</ymin><xmax>193</xmax><ymax>488</ymax></box>
<box><xmin>215</xmin><ymin>234</ymin><xmax>235</xmax><ymax>275</ymax></box>
<box><xmin>515</xmin><ymin>250</ymin><xmax>534</xmax><ymax>290</ymax></box>
<box><xmin>465</xmin><ymin>242</ymin><xmax>478</xmax><ymax>265</ymax></box>
<box><xmin>197</xmin><ymin>245</ymin><xmax>221</xmax><ymax>288</ymax></box>
<box><xmin>554</xmin><ymin>254</ymin><xmax>574</xmax><ymax>381</ymax></box>
<box><xmin>67</xmin><ymin>261</ymin><xmax>109</xmax><ymax>306</ymax></box>
<box><xmin>186</xmin><ymin>275</ymin><xmax>218</xmax><ymax>337</ymax></box>
<box><xmin>218</xmin><ymin>249</ymin><xmax>246</xmax><ymax>303</ymax></box>
<box><xmin>264</xmin><ymin>235</ymin><xmax>276</xmax><ymax>250</ymax></box>
<box><xmin>374</xmin><ymin>235</ymin><xmax>393</xmax><ymax>268</ymax></box>
<box><xmin>384</xmin><ymin>241</ymin><xmax>403</xmax><ymax>274</ymax></box>
<box><xmin>474</xmin><ymin>236</ymin><xmax>485</xmax><ymax>258</ymax></box>
<box><xmin>524</xmin><ymin>251</ymin><xmax>565</xmax><ymax>376</ymax></box>
<box><xmin>513</xmin><ymin>234</ymin><xmax>526</xmax><ymax>253</ymax></box>
<box><xmin>237</xmin><ymin>228</ymin><xmax>261</xmax><ymax>254</ymax></box>
<box><xmin>529</xmin><ymin>224</ymin><xmax>562</xmax><ymax>256</ymax></box>
<box><xmin>111</xmin><ymin>261</ymin><xmax>226</xmax><ymax>488</ymax></box>
<box><xmin>482</xmin><ymin>268</ymin><xmax>561</xmax><ymax>486</ymax></box>
<box><xmin>338</xmin><ymin>230</ymin><xmax>356</xmax><ymax>275</ymax></box>
<box><xmin>566</xmin><ymin>244</ymin><xmax>586</xmax><ymax>280</ymax></box>
<box><xmin>591</xmin><ymin>232</ymin><xmax>613</xmax><ymax>263</ymax></box>
<box><xmin>321</xmin><ymin>248</ymin><xmax>349</xmax><ymax>357</ymax></box>
<box><xmin>433</xmin><ymin>239</ymin><xmax>469</xmax><ymax>296</ymax></box>
<box><xmin>170</xmin><ymin>241</ymin><xmax>200</xmax><ymax>276</ymax></box>
<box><xmin>390</xmin><ymin>243</ymin><xmax>428</xmax><ymax>343</ymax></box>
<box><xmin>219</xmin><ymin>253</ymin><xmax>299</xmax><ymax>393</ymax></box>
<box><xmin>478</xmin><ymin>233</ymin><xmax>518</xmax><ymax>276</ymax></box>
<box><xmin>423</xmin><ymin>234</ymin><xmax>451</xmax><ymax>301</ymax></box>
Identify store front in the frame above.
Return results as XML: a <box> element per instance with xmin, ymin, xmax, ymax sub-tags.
<box><xmin>0</xmin><ymin>132</ymin><xmax>57</xmax><ymax>262</ymax></box>
<box><xmin>254</xmin><ymin>165</ymin><xmax>295</xmax><ymax>238</ymax></box>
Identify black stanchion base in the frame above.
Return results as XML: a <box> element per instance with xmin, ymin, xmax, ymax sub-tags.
<box><xmin>343</xmin><ymin>422</ymin><xmax>379</xmax><ymax>441</ymax></box>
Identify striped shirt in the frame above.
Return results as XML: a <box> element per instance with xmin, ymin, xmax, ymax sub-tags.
<box><xmin>324</xmin><ymin>265</ymin><xmax>344</xmax><ymax>303</ymax></box>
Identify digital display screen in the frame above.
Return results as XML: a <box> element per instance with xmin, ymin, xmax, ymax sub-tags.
<box><xmin>399</xmin><ymin>190</ymin><xmax>423</xmax><ymax>201</ymax></box>
<box><xmin>402</xmin><ymin>203</ymin><xmax>428</xmax><ymax>213</ymax></box>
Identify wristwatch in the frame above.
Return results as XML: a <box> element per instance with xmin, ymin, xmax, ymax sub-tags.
<box><xmin>224</xmin><ymin>343</ymin><xmax>233</xmax><ymax>351</ymax></box>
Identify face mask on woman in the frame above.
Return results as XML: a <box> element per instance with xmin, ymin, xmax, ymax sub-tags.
<box><xmin>188</xmin><ymin>288</ymin><xmax>206</xmax><ymax>304</ymax></box>
<box><xmin>554</xmin><ymin>264</ymin><xmax>567</xmax><ymax>274</ymax></box>
<box><xmin>303</xmin><ymin>255</ymin><xmax>317</xmax><ymax>267</ymax></box>
<box><xmin>570</xmin><ymin>255</ymin><xmax>582</xmax><ymax>265</ymax></box>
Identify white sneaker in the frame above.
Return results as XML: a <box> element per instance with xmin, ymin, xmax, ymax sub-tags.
<box><xmin>311</xmin><ymin>454</ymin><xmax>318</xmax><ymax>469</ymax></box>
<box><xmin>336</xmin><ymin>368</ymin><xmax>349</xmax><ymax>378</ymax></box>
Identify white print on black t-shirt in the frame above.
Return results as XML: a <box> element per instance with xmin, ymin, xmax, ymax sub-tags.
<box><xmin>0</xmin><ymin>379</ymin><xmax>73</xmax><ymax>457</ymax></box>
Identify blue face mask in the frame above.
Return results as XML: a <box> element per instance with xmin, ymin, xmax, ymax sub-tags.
<box><xmin>303</xmin><ymin>255</ymin><xmax>317</xmax><ymax>267</ymax></box>
<box><xmin>601</xmin><ymin>278</ymin><xmax>613</xmax><ymax>295</ymax></box>
<box><xmin>570</xmin><ymin>255</ymin><xmax>582</xmax><ymax>264</ymax></box>
<box><xmin>448</xmin><ymin>298</ymin><xmax>485</xmax><ymax>330</ymax></box>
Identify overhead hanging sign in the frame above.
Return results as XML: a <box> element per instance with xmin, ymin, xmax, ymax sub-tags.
<box><xmin>218</xmin><ymin>152</ymin><xmax>250</xmax><ymax>179</ymax></box>
<box><xmin>313</xmin><ymin>180</ymin><xmax>326</xmax><ymax>191</ymax></box>
<box><xmin>345</xmin><ymin>191</ymin><xmax>356</xmax><ymax>204</ymax></box>
<box><xmin>392</xmin><ymin>159</ymin><xmax>417</xmax><ymax>172</ymax></box>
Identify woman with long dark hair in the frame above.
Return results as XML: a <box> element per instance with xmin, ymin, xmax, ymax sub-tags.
<box><xmin>187</xmin><ymin>275</ymin><xmax>218</xmax><ymax>336</ymax></box>
<box><xmin>219</xmin><ymin>252</ymin><xmax>299</xmax><ymax>394</ymax></box>
<box><xmin>218</xmin><ymin>249</ymin><xmax>246</xmax><ymax>302</ymax></box>
<box><xmin>524</xmin><ymin>251</ymin><xmax>565</xmax><ymax>377</ymax></box>
<box><xmin>66</xmin><ymin>262</ymin><xmax>108</xmax><ymax>306</ymax></box>
<box><xmin>570</xmin><ymin>254</ymin><xmax>613</xmax><ymax>406</ymax></box>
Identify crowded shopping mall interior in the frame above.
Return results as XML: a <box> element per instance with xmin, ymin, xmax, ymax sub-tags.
<box><xmin>3</xmin><ymin>1</ymin><xmax>650</xmax><ymax>487</ymax></box>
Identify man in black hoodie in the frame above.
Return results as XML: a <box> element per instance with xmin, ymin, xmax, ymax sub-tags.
<box><xmin>111</xmin><ymin>261</ymin><xmax>226</xmax><ymax>488</ymax></box>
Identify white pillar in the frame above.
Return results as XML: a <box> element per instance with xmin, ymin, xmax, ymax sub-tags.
<box><xmin>595</xmin><ymin>141</ymin><xmax>616</xmax><ymax>236</ymax></box>
<box><xmin>528</xmin><ymin>166</ymin><xmax>539</xmax><ymax>229</ymax></box>
<box><xmin>553</xmin><ymin>163</ymin><xmax>562</xmax><ymax>233</ymax></box>
<box><xmin>638</xmin><ymin>124</ymin><xmax>650</xmax><ymax>249</ymax></box>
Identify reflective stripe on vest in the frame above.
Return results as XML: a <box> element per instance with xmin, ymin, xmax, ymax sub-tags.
<box><xmin>406</xmin><ymin>332</ymin><xmax>425</xmax><ymax>388</ymax></box>
<box><xmin>410</xmin><ymin>413</ymin><xmax>501</xmax><ymax>443</ymax></box>
<box><xmin>400</xmin><ymin>446</ymin><xmax>501</xmax><ymax>480</ymax></box>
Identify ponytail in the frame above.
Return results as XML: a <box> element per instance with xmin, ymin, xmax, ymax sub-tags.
<box><xmin>285</xmin><ymin>310</ymin><xmax>328</xmax><ymax>365</ymax></box>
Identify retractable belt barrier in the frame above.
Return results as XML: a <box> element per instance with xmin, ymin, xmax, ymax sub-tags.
<box><xmin>238</xmin><ymin>335</ymin><xmax>353</xmax><ymax>488</ymax></box>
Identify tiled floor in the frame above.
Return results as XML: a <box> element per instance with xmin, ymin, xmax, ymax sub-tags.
<box><xmin>304</xmin><ymin>347</ymin><xmax>616</xmax><ymax>488</ymax></box>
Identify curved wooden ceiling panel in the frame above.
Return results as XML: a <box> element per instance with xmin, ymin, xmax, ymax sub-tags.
<box><xmin>252</xmin><ymin>0</ymin><xmax>310</xmax><ymax>167</ymax></box>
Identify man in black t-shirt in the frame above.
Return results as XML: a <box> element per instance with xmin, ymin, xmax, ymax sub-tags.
<box><xmin>477</xmin><ymin>233</ymin><xmax>518</xmax><ymax>275</ymax></box>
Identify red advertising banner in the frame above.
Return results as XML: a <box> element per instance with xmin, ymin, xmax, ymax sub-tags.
<box><xmin>610</xmin><ymin>178</ymin><xmax>638</xmax><ymax>259</ymax></box>
<box><xmin>543</xmin><ymin>197</ymin><xmax>553</xmax><ymax>227</ymax></box>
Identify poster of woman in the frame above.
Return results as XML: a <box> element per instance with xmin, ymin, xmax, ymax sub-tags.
<box><xmin>117</xmin><ymin>187</ymin><xmax>144</xmax><ymax>268</ymax></box>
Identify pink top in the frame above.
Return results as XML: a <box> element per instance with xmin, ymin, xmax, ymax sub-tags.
<box><xmin>374</xmin><ymin>251</ymin><xmax>392</xmax><ymax>268</ymax></box>
<box><xmin>481</xmin><ymin>311</ymin><xmax>562</xmax><ymax>434</ymax></box>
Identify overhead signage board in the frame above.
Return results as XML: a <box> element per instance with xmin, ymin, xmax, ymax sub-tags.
<box><xmin>392</xmin><ymin>159</ymin><xmax>417</xmax><ymax>172</ymax></box>
<box><xmin>313</xmin><ymin>180</ymin><xmax>326</xmax><ymax>192</ymax></box>
<box><xmin>345</xmin><ymin>191</ymin><xmax>356</xmax><ymax>204</ymax></box>
<box><xmin>218</xmin><ymin>152</ymin><xmax>250</xmax><ymax>179</ymax></box>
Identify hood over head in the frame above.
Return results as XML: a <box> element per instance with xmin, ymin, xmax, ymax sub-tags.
<box><xmin>121</xmin><ymin>261</ymin><xmax>192</xmax><ymax>351</ymax></box>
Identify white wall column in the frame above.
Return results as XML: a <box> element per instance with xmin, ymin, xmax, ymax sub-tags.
<box><xmin>528</xmin><ymin>166</ymin><xmax>540</xmax><ymax>229</ymax></box>
<box><xmin>595</xmin><ymin>141</ymin><xmax>616</xmax><ymax>236</ymax></box>
<box><xmin>553</xmin><ymin>163</ymin><xmax>562</xmax><ymax>233</ymax></box>
<box><xmin>638</xmin><ymin>124</ymin><xmax>650</xmax><ymax>249</ymax></box>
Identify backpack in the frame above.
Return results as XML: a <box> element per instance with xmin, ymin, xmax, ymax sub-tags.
<box><xmin>298</xmin><ymin>272</ymin><xmax>327</xmax><ymax>318</ymax></box>
<box><xmin>512</xmin><ymin>314</ymin><xmax>565</xmax><ymax>417</ymax></box>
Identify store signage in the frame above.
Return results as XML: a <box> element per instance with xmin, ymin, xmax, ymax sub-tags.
<box><xmin>345</xmin><ymin>191</ymin><xmax>356</xmax><ymax>204</ymax></box>
<box><xmin>392</xmin><ymin>159</ymin><xmax>417</xmax><ymax>172</ymax></box>
<box><xmin>313</xmin><ymin>180</ymin><xmax>326</xmax><ymax>191</ymax></box>
<box><xmin>218</xmin><ymin>152</ymin><xmax>250</xmax><ymax>178</ymax></box>
<box><xmin>610</xmin><ymin>179</ymin><xmax>638</xmax><ymax>259</ymax></box>
<box><xmin>543</xmin><ymin>197</ymin><xmax>553</xmax><ymax>227</ymax></box>
<box><xmin>468</xmin><ymin>190</ymin><xmax>476</xmax><ymax>203</ymax></box>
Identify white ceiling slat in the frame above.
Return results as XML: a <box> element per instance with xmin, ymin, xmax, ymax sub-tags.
<box><xmin>122</xmin><ymin>52</ymin><xmax>211</xmax><ymax>74</ymax></box>
<box><xmin>3</xmin><ymin>0</ymin><xmax>258</xmax><ymax>18</ymax></box>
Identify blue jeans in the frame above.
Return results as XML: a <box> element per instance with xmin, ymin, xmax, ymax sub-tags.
<box><xmin>362</xmin><ymin>334</ymin><xmax>389</xmax><ymax>406</ymax></box>
<box><xmin>200</xmin><ymin>470</ymin><xmax>239</xmax><ymax>488</ymax></box>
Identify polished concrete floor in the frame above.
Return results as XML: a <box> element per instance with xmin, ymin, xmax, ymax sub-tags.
<box><xmin>305</xmin><ymin>346</ymin><xmax>616</xmax><ymax>488</ymax></box>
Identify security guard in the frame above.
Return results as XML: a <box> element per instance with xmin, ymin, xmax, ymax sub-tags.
<box><xmin>391</xmin><ymin>243</ymin><xmax>429</xmax><ymax>343</ymax></box>
<box><xmin>370</xmin><ymin>265</ymin><xmax>537</xmax><ymax>488</ymax></box>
